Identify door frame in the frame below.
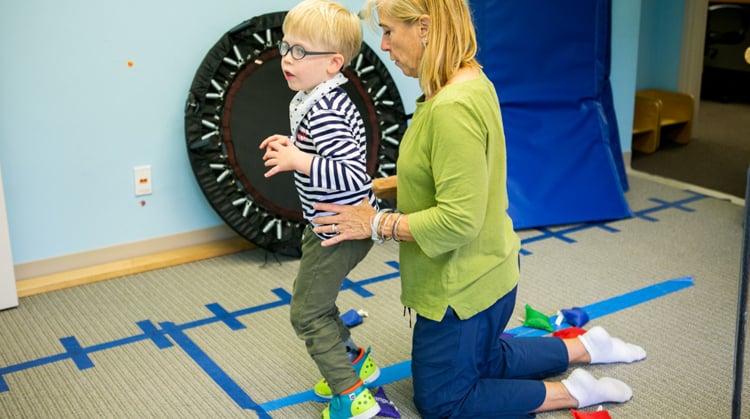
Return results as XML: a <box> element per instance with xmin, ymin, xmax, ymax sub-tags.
<box><xmin>678</xmin><ymin>1</ymin><xmax>708</xmax><ymax>129</ymax></box>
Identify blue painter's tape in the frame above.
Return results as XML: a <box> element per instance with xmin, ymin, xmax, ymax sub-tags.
<box><xmin>341</xmin><ymin>278</ymin><xmax>375</xmax><ymax>297</ymax></box>
<box><xmin>385</xmin><ymin>261</ymin><xmax>400</xmax><ymax>270</ymax></box>
<box><xmin>530</xmin><ymin>227</ymin><xmax>578</xmax><ymax>244</ymax></box>
<box><xmin>0</xmin><ymin>282</ymin><xmax>367</xmax><ymax>397</ymax></box>
<box><xmin>340</xmin><ymin>262</ymin><xmax>401</xmax><ymax>298</ymax></box>
<box><xmin>635</xmin><ymin>194</ymin><xmax>703</xmax><ymax>222</ymax></box>
<box><xmin>158</xmin><ymin>321</ymin><xmax>271</xmax><ymax>419</ymax></box>
<box><xmin>372</xmin><ymin>359</ymin><xmax>411</xmax><ymax>385</ymax></box>
<box><xmin>510</xmin><ymin>276</ymin><xmax>695</xmax><ymax>338</ymax></box>
<box><xmin>206</xmin><ymin>303</ymin><xmax>246</xmax><ymax>331</ymax></box>
<box><xmin>0</xmin><ymin>264</ymin><xmax>695</xmax><ymax>416</ymax></box>
<box><xmin>59</xmin><ymin>336</ymin><xmax>95</xmax><ymax>370</ymax></box>
<box><xmin>261</xmin><ymin>276</ymin><xmax>694</xmax><ymax>411</ymax></box>
<box><xmin>260</xmin><ymin>389</ymin><xmax>321</xmax><ymax>411</ymax></box>
<box><xmin>225</xmin><ymin>288</ymin><xmax>292</xmax><ymax>321</ymax></box>
<box><xmin>583</xmin><ymin>276</ymin><xmax>694</xmax><ymax>320</ymax></box>
<box><xmin>272</xmin><ymin>288</ymin><xmax>292</xmax><ymax>304</ymax></box>
<box><xmin>136</xmin><ymin>320</ymin><xmax>173</xmax><ymax>349</ymax></box>
<box><xmin>260</xmin><ymin>360</ymin><xmax>413</xmax><ymax>412</ymax></box>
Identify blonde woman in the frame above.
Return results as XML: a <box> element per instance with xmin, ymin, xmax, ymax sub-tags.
<box><xmin>313</xmin><ymin>0</ymin><xmax>647</xmax><ymax>417</ymax></box>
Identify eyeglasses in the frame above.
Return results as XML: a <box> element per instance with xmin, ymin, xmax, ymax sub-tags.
<box><xmin>278</xmin><ymin>41</ymin><xmax>336</xmax><ymax>60</ymax></box>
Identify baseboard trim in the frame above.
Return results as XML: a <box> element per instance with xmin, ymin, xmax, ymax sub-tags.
<box><xmin>15</xmin><ymin>226</ymin><xmax>255</xmax><ymax>298</ymax></box>
<box><xmin>14</xmin><ymin>225</ymin><xmax>242</xmax><ymax>280</ymax></box>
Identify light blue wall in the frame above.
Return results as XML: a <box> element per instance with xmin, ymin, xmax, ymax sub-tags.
<box><xmin>0</xmin><ymin>0</ymin><xmax>677</xmax><ymax>265</ymax></box>
<box><xmin>0</xmin><ymin>0</ymin><xmax>419</xmax><ymax>265</ymax></box>
<box><xmin>637</xmin><ymin>0</ymin><xmax>685</xmax><ymax>91</ymax></box>
<box><xmin>611</xmin><ymin>0</ymin><xmax>643</xmax><ymax>154</ymax></box>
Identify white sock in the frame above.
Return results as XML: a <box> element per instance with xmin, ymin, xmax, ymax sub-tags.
<box><xmin>579</xmin><ymin>326</ymin><xmax>646</xmax><ymax>364</ymax></box>
<box><xmin>562</xmin><ymin>368</ymin><xmax>633</xmax><ymax>408</ymax></box>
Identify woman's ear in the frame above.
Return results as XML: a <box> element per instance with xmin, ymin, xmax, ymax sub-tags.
<box><xmin>327</xmin><ymin>54</ymin><xmax>346</xmax><ymax>74</ymax></box>
<box><xmin>418</xmin><ymin>15</ymin><xmax>430</xmax><ymax>37</ymax></box>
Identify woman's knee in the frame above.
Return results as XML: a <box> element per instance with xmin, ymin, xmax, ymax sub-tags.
<box><xmin>414</xmin><ymin>390</ymin><xmax>457</xmax><ymax>419</ymax></box>
<box><xmin>414</xmin><ymin>385</ymin><xmax>447</xmax><ymax>419</ymax></box>
<box><xmin>412</xmin><ymin>363</ymin><xmax>461</xmax><ymax>418</ymax></box>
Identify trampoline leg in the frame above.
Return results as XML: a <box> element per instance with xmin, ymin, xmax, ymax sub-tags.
<box><xmin>732</xmin><ymin>167</ymin><xmax>750</xmax><ymax>419</ymax></box>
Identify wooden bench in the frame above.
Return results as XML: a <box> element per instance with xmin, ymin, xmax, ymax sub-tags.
<box><xmin>373</xmin><ymin>175</ymin><xmax>397</xmax><ymax>200</ymax></box>
<box><xmin>632</xmin><ymin>89</ymin><xmax>694</xmax><ymax>154</ymax></box>
<box><xmin>632</xmin><ymin>95</ymin><xmax>663</xmax><ymax>154</ymax></box>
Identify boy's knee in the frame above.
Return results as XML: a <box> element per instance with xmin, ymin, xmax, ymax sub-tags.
<box><xmin>289</xmin><ymin>311</ymin><xmax>306</xmax><ymax>335</ymax></box>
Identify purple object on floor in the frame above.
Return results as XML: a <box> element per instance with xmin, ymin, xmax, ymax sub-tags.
<box><xmin>561</xmin><ymin>307</ymin><xmax>589</xmax><ymax>327</ymax></box>
<box><xmin>373</xmin><ymin>387</ymin><xmax>401</xmax><ymax>418</ymax></box>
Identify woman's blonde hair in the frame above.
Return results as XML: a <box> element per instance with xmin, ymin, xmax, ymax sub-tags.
<box><xmin>283</xmin><ymin>0</ymin><xmax>362</xmax><ymax>67</ymax></box>
<box><xmin>361</xmin><ymin>0</ymin><xmax>480</xmax><ymax>98</ymax></box>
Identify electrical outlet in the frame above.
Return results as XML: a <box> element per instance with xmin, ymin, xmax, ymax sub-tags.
<box><xmin>133</xmin><ymin>165</ymin><xmax>152</xmax><ymax>196</ymax></box>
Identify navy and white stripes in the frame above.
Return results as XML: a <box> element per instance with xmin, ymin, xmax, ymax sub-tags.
<box><xmin>293</xmin><ymin>87</ymin><xmax>376</xmax><ymax>238</ymax></box>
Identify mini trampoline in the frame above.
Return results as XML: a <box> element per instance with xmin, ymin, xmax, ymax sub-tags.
<box><xmin>185</xmin><ymin>12</ymin><xmax>407</xmax><ymax>256</ymax></box>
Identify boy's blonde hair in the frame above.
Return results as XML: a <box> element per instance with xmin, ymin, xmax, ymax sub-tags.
<box><xmin>361</xmin><ymin>0</ymin><xmax>480</xmax><ymax>98</ymax></box>
<box><xmin>283</xmin><ymin>0</ymin><xmax>363</xmax><ymax>67</ymax></box>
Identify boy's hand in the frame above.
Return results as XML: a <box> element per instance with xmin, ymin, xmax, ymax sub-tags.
<box><xmin>259</xmin><ymin>135</ymin><xmax>311</xmax><ymax>178</ymax></box>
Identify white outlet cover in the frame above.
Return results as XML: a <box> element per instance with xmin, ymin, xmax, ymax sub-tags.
<box><xmin>134</xmin><ymin>165</ymin><xmax>152</xmax><ymax>196</ymax></box>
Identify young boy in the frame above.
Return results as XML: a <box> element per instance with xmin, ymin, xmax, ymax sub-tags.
<box><xmin>258</xmin><ymin>1</ymin><xmax>380</xmax><ymax>418</ymax></box>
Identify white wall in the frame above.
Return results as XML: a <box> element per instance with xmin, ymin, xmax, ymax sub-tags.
<box><xmin>0</xmin><ymin>166</ymin><xmax>19</xmax><ymax>309</ymax></box>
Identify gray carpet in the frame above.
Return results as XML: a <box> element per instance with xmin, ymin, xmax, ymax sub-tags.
<box><xmin>0</xmin><ymin>173</ymin><xmax>747</xmax><ymax>418</ymax></box>
<box><xmin>631</xmin><ymin>100</ymin><xmax>750</xmax><ymax>199</ymax></box>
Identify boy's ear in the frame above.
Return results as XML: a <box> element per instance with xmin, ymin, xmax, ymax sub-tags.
<box><xmin>327</xmin><ymin>54</ymin><xmax>346</xmax><ymax>74</ymax></box>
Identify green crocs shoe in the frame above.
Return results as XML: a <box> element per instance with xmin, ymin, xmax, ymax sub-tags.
<box><xmin>314</xmin><ymin>347</ymin><xmax>381</xmax><ymax>399</ymax></box>
<box><xmin>320</xmin><ymin>383</ymin><xmax>380</xmax><ymax>419</ymax></box>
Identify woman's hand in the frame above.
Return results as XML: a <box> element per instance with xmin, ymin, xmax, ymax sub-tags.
<box><xmin>312</xmin><ymin>197</ymin><xmax>376</xmax><ymax>246</ymax></box>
